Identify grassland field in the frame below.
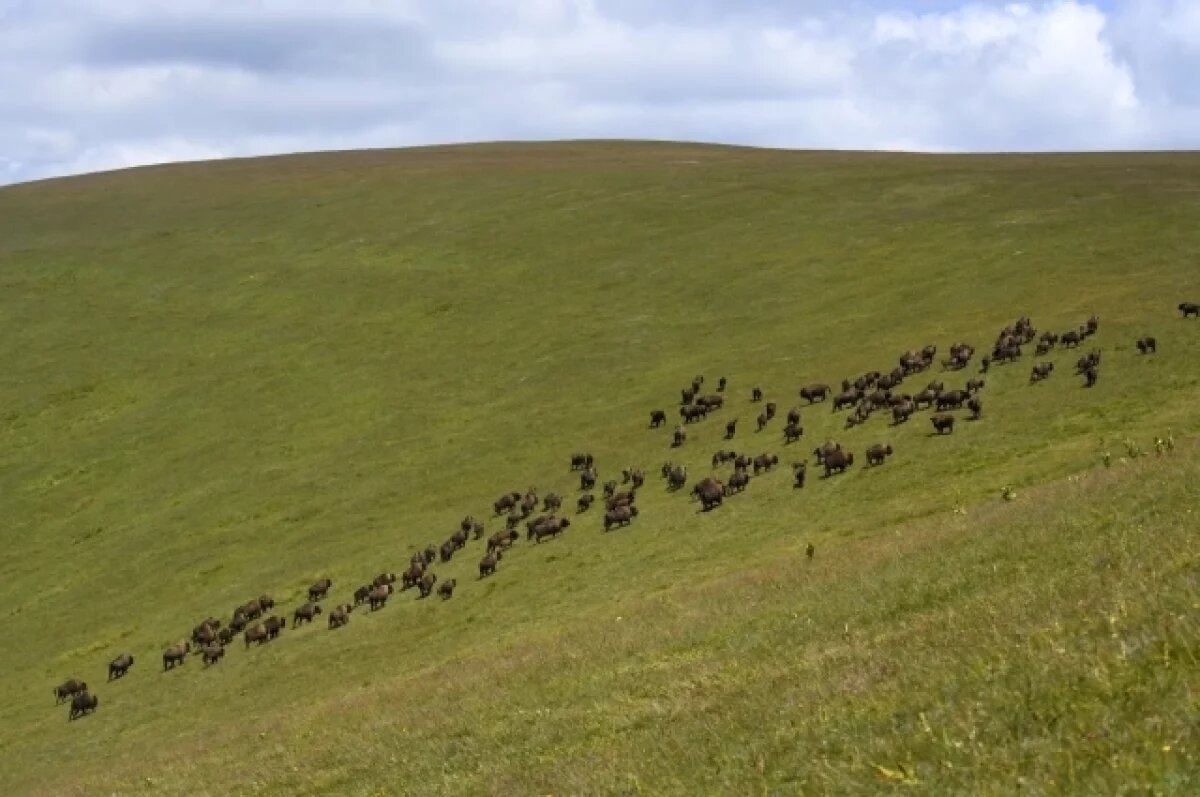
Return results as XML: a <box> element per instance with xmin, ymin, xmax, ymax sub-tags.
<box><xmin>0</xmin><ymin>141</ymin><xmax>1198</xmax><ymax>795</ymax></box>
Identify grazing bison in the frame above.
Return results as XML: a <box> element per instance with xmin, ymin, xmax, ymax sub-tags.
<box><xmin>1179</xmin><ymin>302</ymin><xmax>1200</xmax><ymax>318</ymax></box>
<box><xmin>966</xmin><ymin>378</ymin><xmax>985</xmax><ymax>394</ymax></box>
<box><xmin>579</xmin><ymin>466</ymin><xmax>598</xmax><ymax>491</ymax></box>
<box><xmin>418</xmin><ymin>572</ymin><xmax>438</xmax><ymax>598</ymax></box>
<box><xmin>650</xmin><ymin>409</ymin><xmax>667</xmax><ymax>428</ymax></box>
<box><xmin>493</xmin><ymin>491</ymin><xmax>521</xmax><ymax>516</ymax></box>
<box><xmin>369</xmin><ymin>585</ymin><xmax>392</xmax><ymax>611</ymax></box>
<box><xmin>866</xmin><ymin>444</ymin><xmax>893</xmax><ymax>466</ymax></box>
<box><xmin>752</xmin><ymin>386</ymin><xmax>763</xmax><ymax>402</ymax></box>
<box><xmin>68</xmin><ymin>691</ymin><xmax>98</xmax><ymax>721</ymax></box>
<box><xmin>479</xmin><ymin>551</ymin><xmax>501</xmax><ymax>578</ymax></box>
<box><xmin>108</xmin><ymin>654</ymin><xmax>133</xmax><ymax>681</ymax></box>
<box><xmin>822</xmin><ymin>450</ymin><xmax>854</xmax><ymax>477</ymax></box>
<box><xmin>577</xmin><ymin>493</ymin><xmax>595</xmax><ymax>513</ymax></box>
<box><xmin>680</xmin><ymin>404</ymin><xmax>706</xmax><ymax>423</ymax></box>
<box><xmin>967</xmin><ymin>396</ymin><xmax>983</xmax><ymax>419</ymax></box>
<box><xmin>913</xmin><ymin>389</ymin><xmax>938</xmax><ymax>410</ymax></box>
<box><xmin>726</xmin><ymin>469</ymin><xmax>750</xmax><ymax>494</ymax></box>
<box><xmin>354</xmin><ymin>584</ymin><xmax>373</xmax><ymax>605</ymax></box>
<box><xmin>1060</xmin><ymin>330</ymin><xmax>1082</xmax><ymax>348</ymax></box>
<box><xmin>488</xmin><ymin>529</ymin><xmax>519</xmax><ymax>552</ymax></box>
<box><xmin>543</xmin><ymin>492</ymin><xmax>563</xmax><ymax>512</ymax></box>
<box><xmin>438</xmin><ymin>579</ymin><xmax>457</xmax><ymax>600</ymax></box>
<box><xmin>712</xmin><ymin>449</ymin><xmax>737</xmax><ymax>468</ymax></box>
<box><xmin>520</xmin><ymin>490</ymin><xmax>539</xmax><ymax>515</ymax></box>
<box><xmin>373</xmin><ymin>572</ymin><xmax>397</xmax><ymax>588</ymax></box>
<box><xmin>832</xmin><ymin>390</ymin><xmax>859</xmax><ymax>411</ymax></box>
<box><xmin>673</xmin><ymin>426</ymin><xmax>687</xmax><ymax>447</ymax></box>
<box><xmin>782</xmin><ymin>422</ymin><xmax>803</xmax><ymax>443</ymax></box>
<box><xmin>264</xmin><ymin>616</ymin><xmax>286</xmax><ymax>640</ymax></box>
<box><xmin>891</xmin><ymin>400</ymin><xmax>915</xmax><ymax>425</ymax></box>
<box><xmin>697</xmin><ymin>394</ymin><xmax>724</xmax><ymax>410</ymax></box>
<box><xmin>667</xmin><ymin>465</ymin><xmax>688</xmax><ymax>490</ymax></box>
<box><xmin>217</xmin><ymin>627</ymin><xmax>236</xmax><ymax>646</ymax></box>
<box><xmin>1136</xmin><ymin>336</ymin><xmax>1157</xmax><ymax>354</ymax></box>
<box><xmin>800</xmin><ymin>384</ymin><xmax>830</xmax><ymax>404</ymax></box>
<box><xmin>293</xmin><ymin>602</ymin><xmax>323</xmax><ymax>627</ymax></box>
<box><xmin>692</xmin><ymin>477</ymin><xmax>724</xmax><ymax>510</ymax></box>
<box><xmin>606</xmin><ymin>490</ymin><xmax>636</xmax><ymax>510</ymax></box>
<box><xmin>734</xmin><ymin>454</ymin><xmax>754</xmax><ymax>471</ymax></box>
<box><xmin>54</xmin><ymin>679</ymin><xmax>88</xmax><ymax>704</ymax></box>
<box><xmin>931</xmin><ymin>414</ymin><xmax>955</xmax><ymax>435</ymax></box>
<box><xmin>328</xmin><ymin>604</ymin><xmax>352</xmax><ymax>629</ymax></box>
<box><xmin>604</xmin><ymin>505</ymin><xmax>640</xmax><ymax>530</ymax></box>
<box><xmin>1030</xmin><ymin>362</ymin><xmax>1054</xmax><ymax>383</ymax></box>
<box><xmin>202</xmin><ymin>645</ymin><xmax>225</xmax><ymax>666</ymax></box>
<box><xmin>1075</xmin><ymin>350</ymin><xmax>1101</xmax><ymax>373</ymax></box>
<box><xmin>725</xmin><ymin>418</ymin><xmax>738</xmax><ymax>439</ymax></box>
<box><xmin>162</xmin><ymin>642</ymin><xmax>190</xmax><ymax>670</ymax></box>
<box><xmin>308</xmin><ymin>578</ymin><xmax>333</xmax><ymax>601</ymax></box>
<box><xmin>792</xmin><ymin>462</ymin><xmax>807</xmax><ymax>488</ymax></box>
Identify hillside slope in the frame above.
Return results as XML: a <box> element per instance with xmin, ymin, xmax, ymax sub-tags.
<box><xmin>1</xmin><ymin>142</ymin><xmax>1198</xmax><ymax>795</ymax></box>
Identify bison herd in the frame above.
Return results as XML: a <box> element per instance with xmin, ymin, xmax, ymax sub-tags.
<box><xmin>52</xmin><ymin>304</ymin><xmax>1191</xmax><ymax>721</ymax></box>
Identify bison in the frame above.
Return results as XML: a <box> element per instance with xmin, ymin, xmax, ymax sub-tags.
<box><xmin>438</xmin><ymin>579</ymin><xmax>457</xmax><ymax>600</ymax></box>
<box><xmin>162</xmin><ymin>642</ymin><xmax>190</xmax><ymax>670</ymax></box>
<box><xmin>650</xmin><ymin>409</ymin><xmax>667</xmax><ymax>428</ymax></box>
<box><xmin>328</xmin><ymin>604</ymin><xmax>352</xmax><ymax>629</ymax></box>
<box><xmin>1136</xmin><ymin>336</ymin><xmax>1157</xmax><ymax>354</ymax></box>
<box><xmin>667</xmin><ymin>465</ymin><xmax>687</xmax><ymax>490</ymax></box>
<box><xmin>1180</xmin><ymin>302</ymin><xmax>1200</xmax><ymax>318</ymax></box>
<box><xmin>673</xmin><ymin>426</ymin><xmax>687</xmax><ymax>447</ymax></box>
<box><xmin>752</xmin><ymin>454</ymin><xmax>779</xmax><ymax>474</ymax></box>
<box><xmin>202</xmin><ymin>645</ymin><xmax>225</xmax><ymax>666</ymax></box>
<box><xmin>966</xmin><ymin>378</ymin><xmax>985</xmax><ymax>394</ymax></box>
<box><xmin>580</xmin><ymin>466</ymin><xmax>598</xmax><ymax>491</ymax></box>
<box><xmin>479</xmin><ymin>551</ymin><xmax>501</xmax><ymax>578</ymax></box>
<box><xmin>418</xmin><ymin>572</ymin><xmax>438</xmax><ymax>598</ymax></box>
<box><xmin>782</xmin><ymin>420</ymin><xmax>803</xmax><ymax>443</ymax></box>
<box><xmin>799</xmin><ymin>384</ymin><xmax>830</xmax><ymax>404</ymax></box>
<box><xmin>577</xmin><ymin>493</ymin><xmax>595</xmax><ymax>513</ymax></box>
<box><xmin>822</xmin><ymin>449</ymin><xmax>854</xmax><ymax>477</ymax></box>
<box><xmin>866</xmin><ymin>444</ymin><xmax>893</xmax><ymax>466</ymax></box>
<box><xmin>604</xmin><ymin>505</ymin><xmax>639</xmax><ymax>530</ymax></box>
<box><xmin>792</xmin><ymin>462</ymin><xmax>807</xmax><ymax>489</ymax></box>
<box><xmin>54</xmin><ymin>679</ymin><xmax>88</xmax><ymax>704</ymax></box>
<box><xmin>931</xmin><ymin>414</ymin><xmax>955</xmax><ymax>435</ymax></box>
<box><xmin>493</xmin><ymin>491</ymin><xmax>522</xmax><ymax>516</ymax></box>
<box><xmin>752</xmin><ymin>386</ymin><xmax>763</xmax><ymax>402</ymax></box>
<box><xmin>369</xmin><ymin>584</ymin><xmax>393</xmax><ymax>611</ymax></box>
<box><xmin>692</xmin><ymin>477</ymin><xmax>724</xmax><ymax>510</ymax></box>
<box><xmin>726</xmin><ymin>469</ymin><xmax>750</xmax><ymax>494</ymax></box>
<box><xmin>108</xmin><ymin>654</ymin><xmax>133</xmax><ymax>681</ymax></box>
<box><xmin>569</xmin><ymin>453</ymin><xmax>594</xmax><ymax>470</ymax></box>
<box><xmin>293</xmin><ymin>602</ymin><xmax>323</xmax><ymax>627</ymax></box>
<box><xmin>68</xmin><ymin>691</ymin><xmax>98</xmax><ymax>721</ymax></box>
<box><xmin>308</xmin><ymin>578</ymin><xmax>333</xmax><ymax>602</ymax></box>
<box><xmin>967</xmin><ymin>396</ymin><xmax>983</xmax><ymax>419</ymax></box>
<box><xmin>813</xmin><ymin>440</ymin><xmax>841</xmax><ymax>465</ymax></box>
<box><xmin>725</xmin><ymin>418</ymin><xmax>738</xmax><ymax>439</ymax></box>
<box><xmin>531</xmin><ymin>517</ymin><xmax>571</xmax><ymax>543</ymax></box>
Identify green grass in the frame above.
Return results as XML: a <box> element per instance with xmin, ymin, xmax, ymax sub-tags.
<box><xmin>1</xmin><ymin>141</ymin><xmax>1198</xmax><ymax>795</ymax></box>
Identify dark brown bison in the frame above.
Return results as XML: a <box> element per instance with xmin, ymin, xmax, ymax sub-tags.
<box><xmin>520</xmin><ymin>490</ymin><xmax>539</xmax><ymax>515</ymax></box>
<box><xmin>308</xmin><ymin>578</ymin><xmax>333</xmax><ymax>601</ymax></box>
<box><xmin>373</xmin><ymin>572</ymin><xmax>397</xmax><ymax>588</ymax></box>
<box><xmin>734</xmin><ymin>454</ymin><xmax>754</xmax><ymax>471</ymax></box>
<box><xmin>369</xmin><ymin>584</ymin><xmax>392</xmax><ymax>611</ymax></box>
<box><xmin>604</xmin><ymin>505</ymin><xmax>640</xmax><ymax>530</ymax></box>
<box><xmin>54</xmin><ymin>679</ymin><xmax>87</xmax><ymax>704</ymax></box>
<box><xmin>891</xmin><ymin>400</ymin><xmax>915</xmax><ymax>425</ymax></box>
<box><xmin>505</xmin><ymin>509</ymin><xmax>523</xmax><ymax>531</ymax></box>
<box><xmin>236</xmin><ymin>599</ymin><xmax>263</xmax><ymax>622</ymax></box>
<box><xmin>229</xmin><ymin>610</ymin><xmax>249</xmax><ymax>633</ymax></box>
<box><xmin>162</xmin><ymin>642</ymin><xmax>190</xmax><ymax>670</ymax></box>
<box><xmin>725</xmin><ymin>418</ymin><xmax>738</xmax><ymax>439</ymax></box>
<box><xmin>264</xmin><ymin>616</ymin><xmax>286</xmax><ymax>640</ymax></box>
<box><xmin>1030</xmin><ymin>362</ymin><xmax>1054</xmax><ymax>383</ymax></box>
<box><xmin>1075</xmin><ymin>350</ymin><xmax>1101</xmax><ymax>373</ymax></box>
<box><xmin>630</xmin><ymin>469</ymin><xmax>645</xmax><ymax>488</ymax></box>
<box><xmin>681</xmin><ymin>387</ymin><xmax>696</xmax><ymax>405</ymax></box>
<box><xmin>697</xmin><ymin>394</ymin><xmax>724</xmax><ymax>410</ymax></box>
<box><xmin>931</xmin><ymin>414</ymin><xmax>955</xmax><ymax>434</ymax></box>
<box><xmin>402</xmin><ymin>562</ymin><xmax>425</xmax><ymax>591</ymax></box>
<box><xmin>866</xmin><ymin>444</ymin><xmax>893</xmax><ymax>466</ymax></box>
<box><xmin>765</xmin><ymin>402</ymin><xmax>777</xmax><ymax>420</ymax></box>
<box><xmin>418</xmin><ymin>572</ymin><xmax>438</xmax><ymax>598</ymax></box>
<box><xmin>603</xmin><ymin>479</ymin><xmax>618</xmax><ymax>498</ymax></box>
<box><xmin>792</xmin><ymin>462</ymin><xmax>807</xmax><ymax>488</ymax></box>
<box><xmin>813</xmin><ymin>440</ymin><xmax>841</xmax><ymax>464</ymax></box>
<box><xmin>107</xmin><ymin>654</ymin><xmax>133</xmax><ymax>681</ymax></box>
<box><xmin>832</xmin><ymin>390</ymin><xmax>859</xmax><ymax>411</ymax></box>
<box><xmin>1136</xmin><ymin>336</ymin><xmax>1157</xmax><ymax>354</ymax></box>
<box><xmin>68</xmin><ymin>691</ymin><xmax>98</xmax><ymax>721</ymax></box>
<box><xmin>823</xmin><ymin>449</ymin><xmax>854</xmax><ymax>477</ymax></box>
<box><xmin>244</xmin><ymin>624</ymin><xmax>268</xmax><ymax>646</ymax></box>
<box><xmin>680</xmin><ymin>404</ymin><xmax>707</xmax><ymax>423</ymax></box>
<box><xmin>488</xmin><ymin>528</ymin><xmax>519</xmax><ymax>552</ymax></box>
<box><xmin>1060</xmin><ymin>330</ymin><xmax>1082</xmax><ymax>348</ymax></box>
<box><xmin>673</xmin><ymin>426</ymin><xmax>687</xmax><ymax>447</ymax></box>
<box><xmin>192</xmin><ymin>624</ymin><xmax>217</xmax><ymax>648</ymax></box>
<box><xmin>532</xmin><ymin>517</ymin><xmax>571</xmax><ymax>543</ymax></box>
<box><xmin>913</xmin><ymin>389</ymin><xmax>938</xmax><ymax>409</ymax></box>
<box><xmin>726</xmin><ymin>469</ymin><xmax>750</xmax><ymax>494</ymax></box>
<box><xmin>753</xmin><ymin>454</ymin><xmax>779</xmax><ymax>473</ymax></box>
<box><xmin>328</xmin><ymin>604</ymin><xmax>352</xmax><ymax>629</ymax></box>
<box><xmin>936</xmin><ymin>390</ymin><xmax>969</xmax><ymax>410</ymax></box>
<box><xmin>606</xmin><ymin>490</ymin><xmax>636</xmax><ymax>510</ymax></box>
<box><xmin>667</xmin><ymin>465</ymin><xmax>687</xmax><ymax>490</ymax></box>
<box><xmin>1083</xmin><ymin>365</ymin><xmax>1099</xmax><ymax>387</ymax></box>
<box><xmin>966</xmin><ymin>378</ymin><xmax>985</xmax><ymax>394</ymax></box>
<box><xmin>438</xmin><ymin>579</ymin><xmax>457</xmax><ymax>600</ymax></box>
<box><xmin>692</xmin><ymin>477</ymin><xmax>724</xmax><ymax>510</ymax></box>
<box><xmin>650</xmin><ymin>409</ymin><xmax>667</xmax><ymax>428</ymax></box>
<box><xmin>752</xmin><ymin>386</ymin><xmax>763</xmax><ymax>402</ymax></box>
<box><xmin>580</xmin><ymin>466</ymin><xmax>598</xmax><ymax>491</ymax></box>
<box><xmin>439</xmin><ymin>540</ymin><xmax>457</xmax><ymax>563</ymax></box>
<box><xmin>756</xmin><ymin>412</ymin><xmax>769</xmax><ymax>432</ymax></box>
<box><xmin>202</xmin><ymin>645</ymin><xmax>225</xmax><ymax>666</ymax></box>
<box><xmin>712</xmin><ymin>449</ymin><xmax>736</xmax><ymax>468</ymax></box>
<box><xmin>782</xmin><ymin>421</ymin><xmax>803</xmax><ymax>443</ymax></box>
<box><xmin>479</xmin><ymin>551</ymin><xmax>501</xmax><ymax>578</ymax></box>
<box><xmin>1180</xmin><ymin>302</ymin><xmax>1200</xmax><ymax>318</ymax></box>
<box><xmin>293</xmin><ymin>602</ymin><xmax>323</xmax><ymax>627</ymax></box>
<box><xmin>354</xmin><ymin>584</ymin><xmax>372</xmax><ymax>605</ymax></box>
<box><xmin>543</xmin><ymin>492</ymin><xmax>563</xmax><ymax>512</ymax></box>
<box><xmin>217</xmin><ymin>627</ymin><xmax>236</xmax><ymax>646</ymax></box>
<box><xmin>493</xmin><ymin>491</ymin><xmax>522</xmax><ymax>516</ymax></box>
<box><xmin>577</xmin><ymin>493</ymin><xmax>595</xmax><ymax>513</ymax></box>
<box><xmin>718</xmin><ymin>377</ymin><xmax>727</xmax><ymax>392</ymax></box>
<box><xmin>967</xmin><ymin>396</ymin><xmax>983</xmax><ymax>419</ymax></box>
<box><xmin>570</xmin><ymin>453</ymin><xmax>594</xmax><ymax>470</ymax></box>
<box><xmin>800</xmin><ymin>384</ymin><xmax>830</xmax><ymax>403</ymax></box>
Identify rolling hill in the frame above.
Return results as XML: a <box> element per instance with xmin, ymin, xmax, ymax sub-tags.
<box><xmin>1</xmin><ymin>141</ymin><xmax>1198</xmax><ymax>796</ymax></box>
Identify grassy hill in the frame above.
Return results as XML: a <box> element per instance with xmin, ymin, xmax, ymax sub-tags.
<box><xmin>1</xmin><ymin>141</ymin><xmax>1198</xmax><ymax>796</ymax></box>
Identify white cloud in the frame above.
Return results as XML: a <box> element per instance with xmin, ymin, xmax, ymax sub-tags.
<box><xmin>0</xmin><ymin>1</ymin><xmax>1196</xmax><ymax>185</ymax></box>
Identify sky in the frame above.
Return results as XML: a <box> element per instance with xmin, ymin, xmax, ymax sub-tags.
<box><xmin>1</xmin><ymin>0</ymin><xmax>1198</xmax><ymax>185</ymax></box>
